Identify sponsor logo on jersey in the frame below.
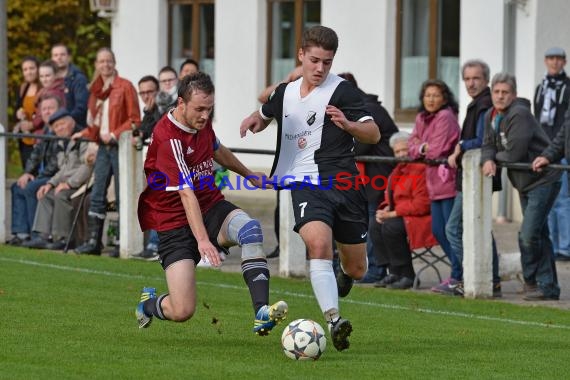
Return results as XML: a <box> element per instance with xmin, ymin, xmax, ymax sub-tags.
<box><xmin>298</xmin><ymin>137</ymin><xmax>307</xmax><ymax>149</ymax></box>
<box><xmin>186</xmin><ymin>146</ymin><xmax>194</xmax><ymax>155</ymax></box>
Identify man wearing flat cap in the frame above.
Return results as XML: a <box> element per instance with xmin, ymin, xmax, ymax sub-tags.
<box><xmin>24</xmin><ymin>109</ymin><xmax>93</xmax><ymax>250</ymax></box>
<box><xmin>533</xmin><ymin>46</ymin><xmax>570</xmax><ymax>262</ymax></box>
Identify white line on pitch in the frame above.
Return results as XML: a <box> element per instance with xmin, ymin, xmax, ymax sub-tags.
<box><xmin>2</xmin><ymin>256</ymin><xmax>569</xmax><ymax>330</ymax></box>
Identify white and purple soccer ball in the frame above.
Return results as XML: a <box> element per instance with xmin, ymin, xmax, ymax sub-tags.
<box><xmin>281</xmin><ymin>319</ymin><xmax>327</xmax><ymax>360</ymax></box>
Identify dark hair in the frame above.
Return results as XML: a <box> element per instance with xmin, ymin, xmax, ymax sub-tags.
<box><xmin>158</xmin><ymin>66</ymin><xmax>178</xmax><ymax>78</ymax></box>
<box><xmin>39</xmin><ymin>60</ymin><xmax>58</xmax><ymax>74</ymax></box>
<box><xmin>418</xmin><ymin>79</ymin><xmax>459</xmax><ymax>114</ymax></box>
<box><xmin>39</xmin><ymin>93</ymin><xmax>64</xmax><ymax>108</ymax></box>
<box><xmin>302</xmin><ymin>26</ymin><xmax>338</xmax><ymax>54</ymax></box>
<box><xmin>51</xmin><ymin>43</ymin><xmax>70</xmax><ymax>55</ymax></box>
<box><xmin>138</xmin><ymin>75</ymin><xmax>159</xmax><ymax>89</ymax></box>
<box><xmin>21</xmin><ymin>56</ymin><xmax>39</xmax><ymax>68</ymax></box>
<box><xmin>179</xmin><ymin>58</ymin><xmax>200</xmax><ymax>73</ymax></box>
<box><xmin>338</xmin><ymin>72</ymin><xmax>358</xmax><ymax>87</ymax></box>
<box><xmin>178</xmin><ymin>72</ymin><xmax>215</xmax><ymax>103</ymax></box>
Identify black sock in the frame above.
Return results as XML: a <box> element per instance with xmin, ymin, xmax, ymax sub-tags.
<box><xmin>242</xmin><ymin>258</ymin><xmax>270</xmax><ymax>313</ymax></box>
<box><xmin>143</xmin><ymin>293</ymin><xmax>168</xmax><ymax>320</ymax></box>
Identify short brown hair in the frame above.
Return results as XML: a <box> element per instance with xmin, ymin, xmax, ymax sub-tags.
<box><xmin>301</xmin><ymin>26</ymin><xmax>338</xmax><ymax>54</ymax></box>
<box><xmin>178</xmin><ymin>72</ymin><xmax>215</xmax><ymax>103</ymax></box>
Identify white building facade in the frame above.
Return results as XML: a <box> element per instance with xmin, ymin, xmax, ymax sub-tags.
<box><xmin>106</xmin><ymin>0</ymin><xmax>570</xmax><ymax>220</ymax></box>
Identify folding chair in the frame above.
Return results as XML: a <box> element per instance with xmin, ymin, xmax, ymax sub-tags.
<box><xmin>411</xmin><ymin>246</ymin><xmax>451</xmax><ymax>289</ymax></box>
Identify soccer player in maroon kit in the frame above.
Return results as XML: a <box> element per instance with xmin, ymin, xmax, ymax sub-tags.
<box><xmin>135</xmin><ymin>72</ymin><xmax>287</xmax><ymax>334</ymax></box>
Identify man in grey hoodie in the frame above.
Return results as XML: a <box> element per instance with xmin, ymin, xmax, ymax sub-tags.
<box><xmin>481</xmin><ymin>72</ymin><xmax>561</xmax><ymax>301</ymax></box>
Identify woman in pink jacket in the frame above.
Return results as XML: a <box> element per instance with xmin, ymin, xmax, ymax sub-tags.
<box><xmin>408</xmin><ymin>79</ymin><xmax>461</xmax><ymax>294</ymax></box>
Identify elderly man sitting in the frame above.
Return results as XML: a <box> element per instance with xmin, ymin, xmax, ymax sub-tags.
<box><xmin>23</xmin><ymin>109</ymin><xmax>92</xmax><ymax>250</ymax></box>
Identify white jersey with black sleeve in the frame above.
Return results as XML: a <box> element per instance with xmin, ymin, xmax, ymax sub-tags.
<box><xmin>260</xmin><ymin>73</ymin><xmax>372</xmax><ymax>186</ymax></box>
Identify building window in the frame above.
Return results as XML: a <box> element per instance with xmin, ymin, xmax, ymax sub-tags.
<box><xmin>266</xmin><ymin>0</ymin><xmax>320</xmax><ymax>85</ymax></box>
<box><xmin>169</xmin><ymin>0</ymin><xmax>215</xmax><ymax>80</ymax></box>
<box><xmin>395</xmin><ymin>0</ymin><xmax>460</xmax><ymax>121</ymax></box>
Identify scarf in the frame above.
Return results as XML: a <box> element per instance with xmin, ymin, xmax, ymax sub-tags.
<box><xmin>491</xmin><ymin>109</ymin><xmax>506</xmax><ymax>148</ymax></box>
<box><xmin>88</xmin><ymin>74</ymin><xmax>114</xmax><ymax>129</ymax></box>
<box><xmin>539</xmin><ymin>71</ymin><xmax>567</xmax><ymax>126</ymax></box>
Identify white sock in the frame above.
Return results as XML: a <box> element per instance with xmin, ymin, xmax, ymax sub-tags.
<box><xmin>309</xmin><ymin>259</ymin><xmax>339</xmax><ymax>316</ymax></box>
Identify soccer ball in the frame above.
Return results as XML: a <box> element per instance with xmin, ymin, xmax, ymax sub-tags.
<box><xmin>281</xmin><ymin>319</ymin><xmax>327</xmax><ymax>360</ymax></box>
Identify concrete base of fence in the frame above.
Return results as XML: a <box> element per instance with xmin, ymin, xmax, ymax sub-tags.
<box><xmin>462</xmin><ymin>149</ymin><xmax>493</xmax><ymax>298</ymax></box>
<box><xmin>278</xmin><ymin>190</ymin><xmax>307</xmax><ymax>278</ymax></box>
<box><xmin>118</xmin><ymin>132</ymin><xmax>144</xmax><ymax>258</ymax></box>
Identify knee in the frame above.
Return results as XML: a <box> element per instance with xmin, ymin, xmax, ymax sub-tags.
<box><xmin>345</xmin><ymin>262</ymin><xmax>367</xmax><ymax>280</ymax></box>
<box><xmin>170</xmin><ymin>304</ymin><xmax>195</xmax><ymax>322</ymax></box>
<box><xmin>22</xmin><ymin>184</ymin><xmax>36</xmax><ymax>198</ymax></box>
<box><xmin>226</xmin><ymin>212</ymin><xmax>264</xmax><ymax>247</ymax></box>
<box><xmin>237</xmin><ymin>219</ymin><xmax>263</xmax><ymax>246</ymax></box>
<box><xmin>339</xmin><ymin>250</ymin><xmax>367</xmax><ymax>279</ymax></box>
<box><xmin>445</xmin><ymin>221</ymin><xmax>456</xmax><ymax>242</ymax></box>
<box><xmin>306</xmin><ymin>238</ymin><xmax>330</xmax><ymax>256</ymax></box>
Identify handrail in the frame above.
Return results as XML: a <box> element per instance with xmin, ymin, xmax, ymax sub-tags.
<box><xmin>3</xmin><ymin>131</ymin><xmax>569</xmax><ymax>172</ymax></box>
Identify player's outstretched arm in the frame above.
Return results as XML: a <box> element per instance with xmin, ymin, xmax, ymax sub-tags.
<box><xmin>240</xmin><ymin>111</ymin><xmax>272</xmax><ymax>137</ymax></box>
<box><xmin>214</xmin><ymin>144</ymin><xmax>272</xmax><ymax>188</ymax></box>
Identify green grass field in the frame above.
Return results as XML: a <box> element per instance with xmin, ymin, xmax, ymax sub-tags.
<box><xmin>1</xmin><ymin>246</ymin><xmax>570</xmax><ymax>380</ymax></box>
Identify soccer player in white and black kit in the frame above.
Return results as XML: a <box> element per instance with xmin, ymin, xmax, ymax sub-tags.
<box><xmin>135</xmin><ymin>72</ymin><xmax>287</xmax><ymax>335</ymax></box>
<box><xmin>240</xmin><ymin>26</ymin><xmax>380</xmax><ymax>351</ymax></box>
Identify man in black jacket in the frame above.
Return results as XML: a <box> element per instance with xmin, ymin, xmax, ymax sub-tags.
<box><xmin>533</xmin><ymin>47</ymin><xmax>570</xmax><ymax>261</ymax></box>
<box><xmin>445</xmin><ymin>60</ymin><xmax>501</xmax><ymax>297</ymax></box>
<box><xmin>338</xmin><ymin>72</ymin><xmax>398</xmax><ymax>284</ymax></box>
<box><xmin>482</xmin><ymin>72</ymin><xmax>561</xmax><ymax>301</ymax></box>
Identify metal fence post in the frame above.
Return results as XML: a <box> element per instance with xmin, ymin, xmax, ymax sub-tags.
<box><xmin>118</xmin><ymin>132</ymin><xmax>144</xmax><ymax>258</ymax></box>
<box><xmin>462</xmin><ymin>149</ymin><xmax>493</xmax><ymax>298</ymax></box>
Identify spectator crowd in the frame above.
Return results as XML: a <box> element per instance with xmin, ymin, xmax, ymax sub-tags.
<box><xmin>6</xmin><ymin>41</ymin><xmax>570</xmax><ymax>303</ymax></box>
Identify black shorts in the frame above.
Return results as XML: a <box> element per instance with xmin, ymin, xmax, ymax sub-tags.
<box><xmin>290</xmin><ymin>185</ymin><xmax>368</xmax><ymax>244</ymax></box>
<box><xmin>156</xmin><ymin>200</ymin><xmax>238</xmax><ymax>270</ymax></box>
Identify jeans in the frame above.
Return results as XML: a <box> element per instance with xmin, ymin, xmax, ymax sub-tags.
<box><xmin>147</xmin><ymin>229</ymin><xmax>159</xmax><ymax>251</ymax></box>
<box><xmin>445</xmin><ymin>192</ymin><xmax>500</xmax><ymax>284</ymax></box>
<box><xmin>431</xmin><ymin>197</ymin><xmax>460</xmax><ymax>280</ymax></box>
<box><xmin>89</xmin><ymin>145</ymin><xmax>120</xmax><ymax>216</ymax></box>
<box><xmin>519</xmin><ymin>181</ymin><xmax>561</xmax><ymax>298</ymax></box>
<box><xmin>11</xmin><ymin>177</ymin><xmax>49</xmax><ymax>235</ymax></box>
<box><xmin>363</xmin><ymin>203</ymin><xmax>386</xmax><ymax>280</ymax></box>
<box><xmin>547</xmin><ymin>162</ymin><xmax>570</xmax><ymax>256</ymax></box>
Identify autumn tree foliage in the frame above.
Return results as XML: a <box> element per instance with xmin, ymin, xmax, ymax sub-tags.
<box><xmin>6</xmin><ymin>0</ymin><xmax>110</xmax><ymax>173</ymax></box>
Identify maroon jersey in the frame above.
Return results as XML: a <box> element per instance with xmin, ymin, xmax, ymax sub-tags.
<box><xmin>138</xmin><ymin>111</ymin><xmax>224</xmax><ymax>231</ymax></box>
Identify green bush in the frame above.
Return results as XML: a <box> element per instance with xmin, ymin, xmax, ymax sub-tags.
<box><xmin>6</xmin><ymin>0</ymin><xmax>110</xmax><ymax>175</ymax></box>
